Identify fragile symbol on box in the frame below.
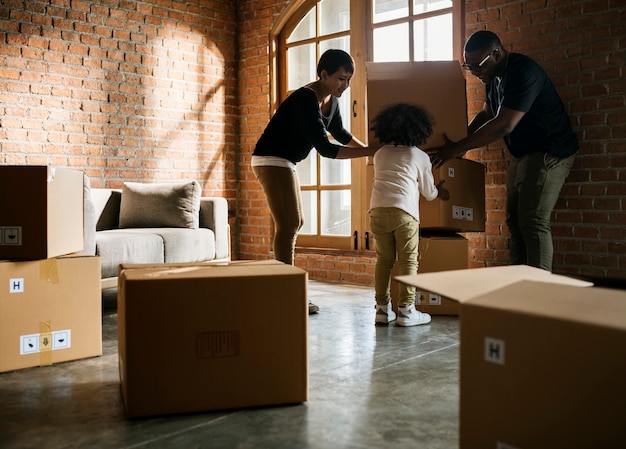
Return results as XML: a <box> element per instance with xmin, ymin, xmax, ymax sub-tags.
<box><xmin>1</xmin><ymin>226</ymin><xmax>22</xmax><ymax>246</ymax></box>
<box><xmin>21</xmin><ymin>334</ymin><xmax>39</xmax><ymax>354</ymax></box>
<box><xmin>20</xmin><ymin>330</ymin><xmax>71</xmax><ymax>355</ymax></box>
<box><xmin>452</xmin><ymin>205</ymin><xmax>474</xmax><ymax>222</ymax></box>
<box><xmin>484</xmin><ymin>337</ymin><xmax>505</xmax><ymax>365</ymax></box>
<box><xmin>428</xmin><ymin>293</ymin><xmax>442</xmax><ymax>305</ymax></box>
<box><xmin>53</xmin><ymin>330</ymin><xmax>71</xmax><ymax>350</ymax></box>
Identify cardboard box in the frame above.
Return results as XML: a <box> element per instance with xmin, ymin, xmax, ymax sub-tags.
<box><xmin>0</xmin><ymin>166</ymin><xmax>84</xmax><ymax>260</ymax></box>
<box><xmin>365</xmin><ymin>62</ymin><xmax>485</xmax><ymax>232</ymax></box>
<box><xmin>0</xmin><ymin>254</ymin><xmax>102</xmax><ymax>373</ymax></box>
<box><xmin>118</xmin><ymin>260</ymin><xmax>308</xmax><ymax>418</ymax></box>
<box><xmin>366</xmin><ymin>61</ymin><xmax>468</xmax><ymax>149</ymax></box>
<box><xmin>416</xmin><ymin>234</ymin><xmax>468</xmax><ymax>315</ymax></box>
<box><xmin>390</xmin><ymin>234</ymin><xmax>468</xmax><ymax>315</ymax></box>
<box><xmin>397</xmin><ymin>266</ymin><xmax>626</xmax><ymax>448</ymax></box>
<box><xmin>419</xmin><ymin>158</ymin><xmax>486</xmax><ymax>232</ymax></box>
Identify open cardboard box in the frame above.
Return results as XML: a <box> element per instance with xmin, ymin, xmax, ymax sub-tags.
<box><xmin>365</xmin><ymin>61</ymin><xmax>485</xmax><ymax>233</ymax></box>
<box><xmin>396</xmin><ymin>265</ymin><xmax>626</xmax><ymax>448</ymax></box>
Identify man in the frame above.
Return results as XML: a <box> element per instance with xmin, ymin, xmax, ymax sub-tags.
<box><xmin>429</xmin><ymin>30</ymin><xmax>579</xmax><ymax>271</ymax></box>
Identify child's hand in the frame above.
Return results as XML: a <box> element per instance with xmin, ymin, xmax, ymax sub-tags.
<box><xmin>436</xmin><ymin>180</ymin><xmax>450</xmax><ymax>201</ymax></box>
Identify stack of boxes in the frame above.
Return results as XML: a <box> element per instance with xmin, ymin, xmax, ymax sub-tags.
<box><xmin>0</xmin><ymin>166</ymin><xmax>102</xmax><ymax>373</ymax></box>
<box><xmin>366</xmin><ymin>61</ymin><xmax>486</xmax><ymax>315</ymax></box>
<box><xmin>0</xmin><ymin>166</ymin><xmax>309</xmax><ymax>419</ymax></box>
<box><xmin>367</xmin><ymin>64</ymin><xmax>626</xmax><ymax>446</ymax></box>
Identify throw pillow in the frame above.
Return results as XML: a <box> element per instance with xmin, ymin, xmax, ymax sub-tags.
<box><xmin>119</xmin><ymin>180</ymin><xmax>202</xmax><ymax>229</ymax></box>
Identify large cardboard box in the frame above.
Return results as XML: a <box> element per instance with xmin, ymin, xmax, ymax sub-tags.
<box><xmin>419</xmin><ymin>158</ymin><xmax>486</xmax><ymax>232</ymax></box>
<box><xmin>390</xmin><ymin>234</ymin><xmax>468</xmax><ymax>315</ymax></box>
<box><xmin>366</xmin><ymin>61</ymin><xmax>468</xmax><ymax>150</ymax></box>
<box><xmin>397</xmin><ymin>266</ymin><xmax>626</xmax><ymax>448</ymax></box>
<box><xmin>118</xmin><ymin>260</ymin><xmax>308</xmax><ymax>418</ymax></box>
<box><xmin>416</xmin><ymin>234</ymin><xmax>468</xmax><ymax>315</ymax></box>
<box><xmin>0</xmin><ymin>254</ymin><xmax>102</xmax><ymax>373</ymax></box>
<box><xmin>0</xmin><ymin>166</ymin><xmax>84</xmax><ymax>260</ymax></box>
<box><xmin>365</xmin><ymin>62</ymin><xmax>485</xmax><ymax>232</ymax></box>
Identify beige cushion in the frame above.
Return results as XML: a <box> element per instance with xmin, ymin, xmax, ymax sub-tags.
<box><xmin>119</xmin><ymin>181</ymin><xmax>201</xmax><ymax>229</ymax></box>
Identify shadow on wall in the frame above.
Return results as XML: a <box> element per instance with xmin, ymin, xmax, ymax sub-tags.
<box><xmin>102</xmin><ymin>31</ymin><xmax>228</xmax><ymax>190</ymax></box>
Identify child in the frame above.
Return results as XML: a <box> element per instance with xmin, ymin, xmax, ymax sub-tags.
<box><xmin>368</xmin><ymin>103</ymin><xmax>449</xmax><ymax>326</ymax></box>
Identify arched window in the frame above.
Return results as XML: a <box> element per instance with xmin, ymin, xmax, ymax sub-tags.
<box><xmin>271</xmin><ymin>0</ymin><xmax>463</xmax><ymax>250</ymax></box>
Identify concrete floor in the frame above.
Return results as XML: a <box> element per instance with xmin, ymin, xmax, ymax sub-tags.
<box><xmin>0</xmin><ymin>280</ymin><xmax>460</xmax><ymax>449</ymax></box>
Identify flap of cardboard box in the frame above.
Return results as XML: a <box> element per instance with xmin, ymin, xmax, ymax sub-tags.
<box><xmin>366</xmin><ymin>61</ymin><xmax>465</xmax><ymax>81</ymax></box>
<box><xmin>365</xmin><ymin>61</ymin><xmax>467</xmax><ymax>148</ymax></box>
<box><xmin>463</xmin><ymin>279</ymin><xmax>626</xmax><ymax>329</ymax></box>
<box><xmin>395</xmin><ymin>265</ymin><xmax>593</xmax><ymax>304</ymax></box>
<box><xmin>119</xmin><ymin>260</ymin><xmax>303</xmax><ymax>281</ymax></box>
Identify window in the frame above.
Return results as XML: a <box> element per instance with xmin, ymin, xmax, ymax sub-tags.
<box><xmin>372</xmin><ymin>0</ymin><xmax>456</xmax><ymax>62</ymax></box>
<box><xmin>272</xmin><ymin>0</ymin><xmax>462</xmax><ymax>250</ymax></box>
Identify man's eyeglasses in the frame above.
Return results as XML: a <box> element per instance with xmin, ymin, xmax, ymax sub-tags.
<box><xmin>462</xmin><ymin>52</ymin><xmax>492</xmax><ymax>72</ymax></box>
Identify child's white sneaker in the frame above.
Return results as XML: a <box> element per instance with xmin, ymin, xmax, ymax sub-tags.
<box><xmin>397</xmin><ymin>304</ymin><xmax>431</xmax><ymax>327</ymax></box>
<box><xmin>375</xmin><ymin>303</ymin><xmax>396</xmax><ymax>325</ymax></box>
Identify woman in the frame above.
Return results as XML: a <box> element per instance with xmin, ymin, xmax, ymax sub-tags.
<box><xmin>252</xmin><ymin>49</ymin><xmax>375</xmax><ymax>314</ymax></box>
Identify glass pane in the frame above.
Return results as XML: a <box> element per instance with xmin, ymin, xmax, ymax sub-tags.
<box><xmin>321</xmin><ymin>158</ymin><xmax>350</xmax><ymax>185</ymax></box>
<box><xmin>321</xmin><ymin>190</ymin><xmax>351</xmax><ymax>236</ymax></box>
<box><xmin>413</xmin><ymin>14</ymin><xmax>453</xmax><ymax>61</ymax></box>
<box><xmin>373</xmin><ymin>23</ymin><xmax>409</xmax><ymax>62</ymax></box>
<box><xmin>413</xmin><ymin>0</ymin><xmax>452</xmax><ymax>14</ymax></box>
<box><xmin>321</xmin><ymin>0</ymin><xmax>350</xmax><ymax>35</ymax></box>
<box><xmin>296</xmin><ymin>153</ymin><xmax>317</xmax><ymax>186</ymax></box>
<box><xmin>288</xmin><ymin>44</ymin><xmax>317</xmax><ymax>91</ymax></box>
<box><xmin>320</xmin><ymin>36</ymin><xmax>350</xmax><ymax>55</ymax></box>
<box><xmin>287</xmin><ymin>8</ymin><xmax>316</xmax><ymax>43</ymax></box>
<box><xmin>320</xmin><ymin>36</ymin><xmax>351</xmax><ymax>134</ymax></box>
<box><xmin>373</xmin><ymin>0</ymin><xmax>408</xmax><ymax>24</ymax></box>
<box><xmin>300</xmin><ymin>190</ymin><xmax>317</xmax><ymax>235</ymax></box>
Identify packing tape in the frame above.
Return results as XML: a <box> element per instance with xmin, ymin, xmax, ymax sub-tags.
<box><xmin>143</xmin><ymin>267</ymin><xmax>206</xmax><ymax>278</ymax></box>
<box><xmin>39</xmin><ymin>321</ymin><xmax>53</xmax><ymax>366</ymax></box>
<box><xmin>39</xmin><ymin>258</ymin><xmax>59</xmax><ymax>284</ymax></box>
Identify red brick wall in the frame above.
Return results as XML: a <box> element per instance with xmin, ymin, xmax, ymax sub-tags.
<box><xmin>237</xmin><ymin>0</ymin><xmax>285</xmax><ymax>261</ymax></box>
<box><xmin>464</xmin><ymin>0</ymin><xmax>626</xmax><ymax>278</ymax></box>
<box><xmin>0</xmin><ymin>0</ymin><xmax>238</xmax><ymax>201</ymax></box>
<box><xmin>1</xmin><ymin>0</ymin><xmax>624</xmax><ymax>281</ymax></box>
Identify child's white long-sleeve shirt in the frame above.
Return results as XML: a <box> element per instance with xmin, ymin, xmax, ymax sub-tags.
<box><xmin>369</xmin><ymin>144</ymin><xmax>438</xmax><ymax>222</ymax></box>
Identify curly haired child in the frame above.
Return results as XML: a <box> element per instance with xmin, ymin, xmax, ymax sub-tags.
<box><xmin>369</xmin><ymin>103</ymin><xmax>449</xmax><ymax>326</ymax></box>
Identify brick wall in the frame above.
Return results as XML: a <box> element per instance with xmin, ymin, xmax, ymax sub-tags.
<box><xmin>0</xmin><ymin>0</ymin><xmax>238</xmax><ymax>201</ymax></box>
<box><xmin>464</xmin><ymin>0</ymin><xmax>626</xmax><ymax>278</ymax></box>
<box><xmin>1</xmin><ymin>0</ymin><xmax>624</xmax><ymax>282</ymax></box>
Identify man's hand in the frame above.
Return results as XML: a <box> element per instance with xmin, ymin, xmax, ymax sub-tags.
<box><xmin>427</xmin><ymin>135</ymin><xmax>459</xmax><ymax>168</ymax></box>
